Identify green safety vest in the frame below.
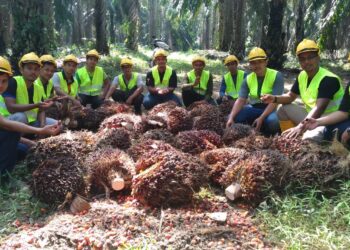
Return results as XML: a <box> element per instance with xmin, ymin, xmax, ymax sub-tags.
<box><xmin>298</xmin><ymin>67</ymin><xmax>344</xmax><ymax>114</ymax></box>
<box><xmin>14</xmin><ymin>76</ymin><xmax>44</xmax><ymax>123</ymax></box>
<box><xmin>246</xmin><ymin>68</ymin><xmax>278</xmax><ymax>101</ymax></box>
<box><xmin>77</xmin><ymin>66</ymin><xmax>104</xmax><ymax>96</ymax></box>
<box><xmin>35</xmin><ymin>77</ymin><xmax>54</xmax><ymax>100</ymax></box>
<box><xmin>0</xmin><ymin>95</ymin><xmax>10</xmax><ymax>117</ymax></box>
<box><xmin>151</xmin><ymin>66</ymin><xmax>173</xmax><ymax>88</ymax></box>
<box><xmin>57</xmin><ymin>72</ymin><xmax>78</xmax><ymax>97</ymax></box>
<box><xmin>187</xmin><ymin>70</ymin><xmax>210</xmax><ymax>96</ymax></box>
<box><xmin>224</xmin><ymin>70</ymin><xmax>245</xmax><ymax>98</ymax></box>
<box><xmin>118</xmin><ymin>73</ymin><xmax>138</xmax><ymax>92</ymax></box>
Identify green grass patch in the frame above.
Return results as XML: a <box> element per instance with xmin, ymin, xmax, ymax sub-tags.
<box><xmin>0</xmin><ymin>163</ymin><xmax>50</xmax><ymax>243</ymax></box>
<box><xmin>255</xmin><ymin>181</ymin><xmax>350</xmax><ymax>249</ymax></box>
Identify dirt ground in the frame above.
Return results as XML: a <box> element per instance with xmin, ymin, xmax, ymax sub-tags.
<box><xmin>1</xmin><ymin>189</ymin><xmax>270</xmax><ymax>250</ymax></box>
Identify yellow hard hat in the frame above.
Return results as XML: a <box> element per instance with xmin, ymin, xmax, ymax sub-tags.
<box><xmin>120</xmin><ymin>58</ymin><xmax>133</xmax><ymax>67</ymax></box>
<box><xmin>40</xmin><ymin>54</ymin><xmax>57</xmax><ymax>67</ymax></box>
<box><xmin>63</xmin><ymin>54</ymin><xmax>78</xmax><ymax>64</ymax></box>
<box><xmin>296</xmin><ymin>39</ymin><xmax>319</xmax><ymax>56</ymax></box>
<box><xmin>0</xmin><ymin>56</ymin><xmax>13</xmax><ymax>76</ymax></box>
<box><xmin>248</xmin><ymin>47</ymin><xmax>267</xmax><ymax>62</ymax></box>
<box><xmin>154</xmin><ymin>49</ymin><xmax>168</xmax><ymax>59</ymax></box>
<box><xmin>192</xmin><ymin>55</ymin><xmax>206</xmax><ymax>65</ymax></box>
<box><xmin>224</xmin><ymin>55</ymin><xmax>239</xmax><ymax>65</ymax></box>
<box><xmin>86</xmin><ymin>49</ymin><xmax>100</xmax><ymax>59</ymax></box>
<box><xmin>18</xmin><ymin>52</ymin><xmax>41</xmax><ymax>68</ymax></box>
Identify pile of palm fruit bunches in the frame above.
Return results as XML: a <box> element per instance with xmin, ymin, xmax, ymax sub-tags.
<box><xmin>28</xmin><ymin>100</ymin><xmax>350</xmax><ymax>210</ymax></box>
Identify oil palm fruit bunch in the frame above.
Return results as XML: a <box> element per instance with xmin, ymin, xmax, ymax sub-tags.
<box><xmin>30</xmin><ymin>157</ymin><xmax>87</xmax><ymax>206</ymax></box>
<box><xmin>200</xmin><ymin>148</ymin><xmax>248</xmax><ymax>185</ymax></box>
<box><xmin>26</xmin><ymin>131</ymin><xmax>95</xmax><ymax>169</ymax></box>
<box><xmin>132</xmin><ymin>150</ymin><xmax>209</xmax><ymax>207</ymax></box>
<box><xmin>222</xmin><ymin>124</ymin><xmax>254</xmax><ymax>146</ymax></box>
<box><xmin>218</xmin><ymin>99</ymin><xmax>235</xmax><ymax>118</ymax></box>
<box><xmin>96</xmin><ymin>100</ymin><xmax>133</xmax><ymax>117</ymax></box>
<box><xmin>139</xmin><ymin>129</ymin><xmax>176</xmax><ymax>146</ymax></box>
<box><xmin>220</xmin><ymin>150</ymin><xmax>290</xmax><ymax>204</ymax></box>
<box><xmin>99</xmin><ymin>113</ymin><xmax>143</xmax><ymax>136</ymax></box>
<box><xmin>95</xmin><ymin>128</ymin><xmax>132</xmax><ymax>150</ymax></box>
<box><xmin>127</xmin><ymin>139</ymin><xmax>176</xmax><ymax>162</ymax></box>
<box><xmin>175</xmin><ymin>130</ymin><xmax>222</xmax><ymax>155</ymax></box>
<box><xmin>85</xmin><ymin>148</ymin><xmax>135</xmax><ymax>197</ymax></box>
<box><xmin>232</xmin><ymin>134</ymin><xmax>274</xmax><ymax>152</ymax></box>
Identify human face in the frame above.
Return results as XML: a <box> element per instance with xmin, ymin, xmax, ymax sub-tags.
<box><xmin>20</xmin><ymin>63</ymin><xmax>40</xmax><ymax>82</ymax></box>
<box><xmin>298</xmin><ymin>51</ymin><xmax>319</xmax><ymax>74</ymax></box>
<box><xmin>122</xmin><ymin>64</ymin><xmax>132</xmax><ymax>76</ymax></box>
<box><xmin>226</xmin><ymin>61</ymin><xmax>238</xmax><ymax>74</ymax></box>
<box><xmin>192</xmin><ymin>61</ymin><xmax>205</xmax><ymax>74</ymax></box>
<box><xmin>40</xmin><ymin>63</ymin><xmax>56</xmax><ymax>83</ymax></box>
<box><xmin>249</xmin><ymin>59</ymin><xmax>267</xmax><ymax>77</ymax></box>
<box><xmin>155</xmin><ymin>56</ymin><xmax>167</xmax><ymax>69</ymax></box>
<box><xmin>86</xmin><ymin>56</ymin><xmax>98</xmax><ymax>70</ymax></box>
<box><xmin>0</xmin><ymin>73</ymin><xmax>9</xmax><ymax>94</ymax></box>
<box><xmin>63</xmin><ymin>61</ymin><xmax>78</xmax><ymax>76</ymax></box>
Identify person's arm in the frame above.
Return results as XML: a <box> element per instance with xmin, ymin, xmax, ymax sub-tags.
<box><xmin>38</xmin><ymin>110</ymin><xmax>46</xmax><ymax>127</ymax></box>
<box><xmin>100</xmin><ymin>71</ymin><xmax>110</xmax><ymax>99</ymax></box>
<box><xmin>105</xmin><ymin>76</ymin><xmax>119</xmax><ymax>100</ymax></box>
<box><xmin>5</xmin><ymin>97</ymin><xmax>40</xmax><ymax>113</ymax></box>
<box><xmin>165</xmin><ymin>70</ymin><xmax>177</xmax><ymax>94</ymax></box>
<box><xmin>0</xmin><ymin>115</ymin><xmax>60</xmax><ymax>135</ymax></box>
<box><xmin>226</xmin><ymin>97</ymin><xmax>246</xmax><ymax>128</ymax></box>
<box><xmin>261</xmin><ymin>78</ymin><xmax>299</xmax><ymax>104</ymax></box>
<box><xmin>126</xmin><ymin>75</ymin><xmax>144</xmax><ymax>104</ymax></box>
<box><xmin>205</xmin><ymin>74</ymin><xmax>213</xmax><ymax>100</ymax></box>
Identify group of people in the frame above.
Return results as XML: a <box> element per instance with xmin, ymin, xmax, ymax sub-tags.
<box><xmin>1</xmin><ymin>38</ymin><xmax>350</xmax><ymax>176</ymax></box>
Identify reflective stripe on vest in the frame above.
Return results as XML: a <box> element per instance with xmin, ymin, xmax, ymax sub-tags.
<box><xmin>298</xmin><ymin>67</ymin><xmax>344</xmax><ymax>114</ymax></box>
<box><xmin>35</xmin><ymin>78</ymin><xmax>54</xmax><ymax>100</ymax></box>
<box><xmin>57</xmin><ymin>72</ymin><xmax>78</xmax><ymax>97</ymax></box>
<box><xmin>187</xmin><ymin>70</ymin><xmax>210</xmax><ymax>96</ymax></box>
<box><xmin>224</xmin><ymin>70</ymin><xmax>245</xmax><ymax>98</ymax></box>
<box><xmin>14</xmin><ymin>76</ymin><xmax>44</xmax><ymax>123</ymax></box>
<box><xmin>151</xmin><ymin>66</ymin><xmax>172</xmax><ymax>88</ymax></box>
<box><xmin>118</xmin><ymin>73</ymin><xmax>138</xmax><ymax>92</ymax></box>
<box><xmin>247</xmin><ymin>68</ymin><xmax>278</xmax><ymax>101</ymax></box>
<box><xmin>77</xmin><ymin>66</ymin><xmax>104</xmax><ymax>96</ymax></box>
<box><xmin>0</xmin><ymin>95</ymin><xmax>10</xmax><ymax>117</ymax></box>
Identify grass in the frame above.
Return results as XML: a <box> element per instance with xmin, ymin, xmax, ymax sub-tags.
<box><xmin>255</xmin><ymin>181</ymin><xmax>350</xmax><ymax>249</ymax></box>
<box><xmin>0</xmin><ymin>163</ymin><xmax>51</xmax><ymax>244</ymax></box>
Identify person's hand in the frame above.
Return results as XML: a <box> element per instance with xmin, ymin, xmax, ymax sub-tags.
<box><xmin>126</xmin><ymin>97</ymin><xmax>133</xmax><ymax>105</ymax></box>
<box><xmin>252</xmin><ymin>116</ymin><xmax>264</xmax><ymax>132</ymax></box>
<box><xmin>302</xmin><ymin>118</ymin><xmax>319</xmax><ymax>130</ymax></box>
<box><xmin>226</xmin><ymin>117</ymin><xmax>234</xmax><ymax>128</ymax></box>
<box><xmin>282</xmin><ymin>123</ymin><xmax>305</xmax><ymax>139</ymax></box>
<box><xmin>260</xmin><ymin>94</ymin><xmax>275</xmax><ymax>104</ymax></box>
<box><xmin>193</xmin><ymin>76</ymin><xmax>200</xmax><ymax>86</ymax></box>
<box><xmin>39</xmin><ymin>100</ymin><xmax>54</xmax><ymax>109</ymax></box>
<box><xmin>341</xmin><ymin>128</ymin><xmax>350</xmax><ymax>145</ymax></box>
<box><xmin>158</xmin><ymin>88</ymin><xmax>169</xmax><ymax>95</ymax></box>
<box><xmin>39</xmin><ymin>121</ymin><xmax>62</xmax><ymax>136</ymax></box>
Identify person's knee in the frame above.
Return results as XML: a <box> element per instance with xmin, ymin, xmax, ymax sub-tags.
<box><xmin>143</xmin><ymin>95</ymin><xmax>156</xmax><ymax>110</ymax></box>
<box><xmin>8</xmin><ymin>113</ymin><xmax>28</xmax><ymax>124</ymax></box>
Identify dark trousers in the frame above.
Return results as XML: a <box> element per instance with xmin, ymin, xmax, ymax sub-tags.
<box><xmin>324</xmin><ymin>119</ymin><xmax>350</xmax><ymax>146</ymax></box>
<box><xmin>143</xmin><ymin>92</ymin><xmax>182</xmax><ymax>110</ymax></box>
<box><xmin>182</xmin><ymin>88</ymin><xmax>216</xmax><ymax>107</ymax></box>
<box><xmin>112</xmin><ymin>88</ymin><xmax>144</xmax><ymax>114</ymax></box>
<box><xmin>79</xmin><ymin>94</ymin><xmax>103</xmax><ymax>109</ymax></box>
<box><xmin>0</xmin><ymin>129</ymin><xmax>20</xmax><ymax>175</ymax></box>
